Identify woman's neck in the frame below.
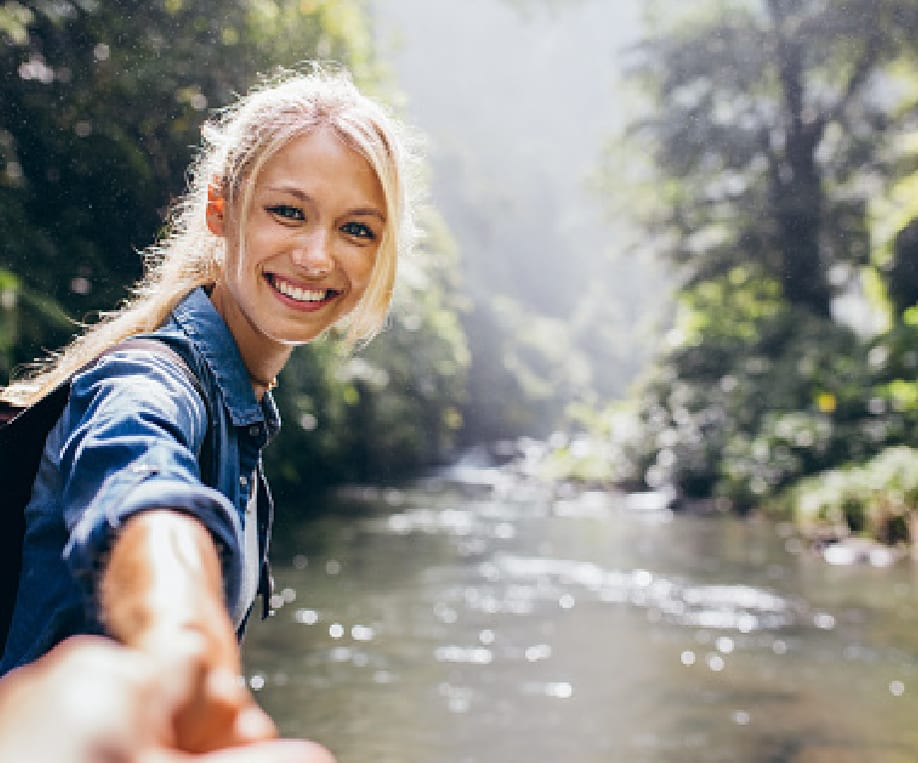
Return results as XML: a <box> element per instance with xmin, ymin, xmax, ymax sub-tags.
<box><xmin>208</xmin><ymin>283</ymin><xmax>291</xmax><ymax>400</ymax></box>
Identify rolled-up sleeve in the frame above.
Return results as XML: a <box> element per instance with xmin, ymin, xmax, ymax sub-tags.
<box><xmin>60</xmin><ymin>349</ymin><xmax>242</xmax><ymax>611</ymax></box>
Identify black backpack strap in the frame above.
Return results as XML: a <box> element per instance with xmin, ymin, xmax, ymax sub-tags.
<box><xmin>0</xmin><ymin>383</ymin><xmax>73</xmax><ymax>652</ymax></box>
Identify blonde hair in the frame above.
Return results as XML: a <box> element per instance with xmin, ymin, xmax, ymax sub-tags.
<box><xmin>3</xmin><ymin>64</ymin><xmax>418</xmax><ymax>406</ymax></box>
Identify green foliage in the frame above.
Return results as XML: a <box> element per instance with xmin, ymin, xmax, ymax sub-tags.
<box><xmin>618</xmin><ymin>264</ymin><xmax>918</xmax><ymax>514</ymax></box>
<box><xmin>773</xmin><ymin>446</ymin><xmax>918</xmax><ymax>543</ymax></box>
<box><xmin>673</xmin><ymin>266</ymin><xmax>783</xmax><ymax>346</ymax></box>
<box><xmin>0</xmin><ymin>265</ymin><xmax>76</xmax><ymax>378</ymax></box>
<box><xmin>623</xmin><ymin>286</ymin><xmax>885</xmax><ymax>509</ymax></box>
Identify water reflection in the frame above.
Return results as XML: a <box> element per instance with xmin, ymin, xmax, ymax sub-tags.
<box><xmin>245</xmin><ymin>465</ymin><xmax>918</xmax><ymax>762</ymax></box>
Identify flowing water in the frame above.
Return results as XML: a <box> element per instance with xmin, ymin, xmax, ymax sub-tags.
<box><xmin>244</xmin><ymin>457</ymin><xmax>918</xmax><ymax>762</ymax></box>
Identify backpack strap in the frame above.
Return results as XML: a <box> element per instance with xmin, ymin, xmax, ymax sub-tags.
<box><xmin>108</xmin><ymin>338</ymin><xmax>213</xmax><ymax>484</ymax></box>
<box><xmin>112</xmin><ymin>337</ymin><xmax>206</xmax><ymax>409</ymax></box>
<box><xmin>0</xmin><ymin>382</ymin><xmax>73</xmax><ymax>653</ymax></box>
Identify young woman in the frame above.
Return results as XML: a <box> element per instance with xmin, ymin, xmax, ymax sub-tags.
<box><xmin>0</xmin><ymin>66</ymin><xmax>417</xmax><ymax>754</ymax></box>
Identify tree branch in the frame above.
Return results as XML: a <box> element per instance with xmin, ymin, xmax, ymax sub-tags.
<box><xmin>810</xmin><ymin>34</ymin><xmax>880</xmax><ymax>145</ymax></box>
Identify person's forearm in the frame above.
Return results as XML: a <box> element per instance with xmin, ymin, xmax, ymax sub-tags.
<box><xmin>101</xmin><ymin>510</ymin><xmax>234</xmax><ymax>659</ymax></box>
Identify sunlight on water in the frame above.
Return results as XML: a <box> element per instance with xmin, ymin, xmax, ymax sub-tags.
<box><xmin>244</xmin><ymin>469</ymin><xmax>918</xmax><ymax>763</ymax></box>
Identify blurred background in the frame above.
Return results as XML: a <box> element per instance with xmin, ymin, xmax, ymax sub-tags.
<box><xmin>4</xmin><ymin>1</ymin><xmax>918</xmax><ymax>760</ymax></box>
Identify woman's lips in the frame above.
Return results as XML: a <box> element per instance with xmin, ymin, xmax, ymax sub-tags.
<box><xmin>266</xmin><ymin>273</ymin><xmax>341</xmax><ymax>308</ymax></box>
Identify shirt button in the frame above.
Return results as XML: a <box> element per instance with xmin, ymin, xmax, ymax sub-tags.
<box><xmin>239</xmin><ymin>475</ymin><xmax>248</xmax><ymax>487</ymax></box>
<box><xmin>248</xmin><ymin>424</ymin><xmax>261</xmax><ymax>437</ymax></box>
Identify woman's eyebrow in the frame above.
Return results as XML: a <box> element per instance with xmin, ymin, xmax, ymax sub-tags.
<box><xmin>349</xmin><ymin>207</ymin><xmax>387</xmax><ymax>221</ymax></box>
<box><xmin>265</xmin><ymin>185</ymin><xmax>310</xmax><ymax>200</ymax></box>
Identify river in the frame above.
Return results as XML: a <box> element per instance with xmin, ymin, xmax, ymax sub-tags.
<box><xmin>243</xmin><ymin>455</ymin><xmax>918</xmax><ymax>762</ymax></box>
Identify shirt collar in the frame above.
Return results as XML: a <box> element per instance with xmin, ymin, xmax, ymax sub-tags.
<box><xmin>172</xmin><ymin>287</ymin><xmax>280</xmax><ymax>433</ymax></box>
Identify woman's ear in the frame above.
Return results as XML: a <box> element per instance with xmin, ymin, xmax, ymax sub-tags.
<box><xmin>206</xmin><ymin>184</ymin><xmax>226</xmax><ymax>236</ymax></box>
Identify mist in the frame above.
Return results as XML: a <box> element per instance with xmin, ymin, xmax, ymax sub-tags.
<box><xmin>370</xmin><ymin>0</ymin><xmax>667</xmax><ymax>437</ymax></box>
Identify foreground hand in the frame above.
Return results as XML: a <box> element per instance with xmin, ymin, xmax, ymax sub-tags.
<box><xmin>0</xmin><ymin>636</ymin><xmax>335</xmax><ymax>763</ymax></box>
<box><xmin>139</xmin><ymin>625</ymin><xmax>278</xmax><ymax>754</ymax></box>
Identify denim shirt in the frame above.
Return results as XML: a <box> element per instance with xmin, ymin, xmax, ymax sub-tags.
<box><xmin>0</xmin><ymin>287</ymin><xmax>279</xmax><ymax>675</ymax></box>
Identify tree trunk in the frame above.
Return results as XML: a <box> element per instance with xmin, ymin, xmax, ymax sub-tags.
<box><xmin>768</xmin><ymin>15</ymin><xmax>832</xmax><ymax>318</ymax></box>
<box><xmin>773</xmin><ymin>145</ymin><xmax>832</xmax><ymax>318</ymax></box>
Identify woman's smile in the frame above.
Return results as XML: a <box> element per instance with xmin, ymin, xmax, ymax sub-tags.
<box><xmin>265</xmin><ymin>273</ymin><xmax>342</xmax><ymax>310</ymax></box>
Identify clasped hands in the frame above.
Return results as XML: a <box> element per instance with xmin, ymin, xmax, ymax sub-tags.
<box><xmin>0</xmin><ymin>634</ymin><xmax>335</xmax><ymax>762</ymax></box>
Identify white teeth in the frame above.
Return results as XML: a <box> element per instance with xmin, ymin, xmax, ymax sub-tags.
<box><xmin>273</xmin><ymin>278</ymin><xmax>327</xmax><ymax>302</ymax></box>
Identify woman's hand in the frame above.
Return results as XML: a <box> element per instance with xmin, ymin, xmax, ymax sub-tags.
<box><xmin>101</xmin><ymin>510</ymin><xmax>275</xmax><ymax>753</ymax></box>
<box><xmin>0</xmin><ymin>636</ymin><xmax>335</xmax><ymax>763</ymax></box>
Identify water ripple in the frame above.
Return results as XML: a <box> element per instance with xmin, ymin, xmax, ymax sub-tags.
<box><xmin>491</xmin><ymin>554</ymin><xmax>801</xmax><ymax>632</ymax></box>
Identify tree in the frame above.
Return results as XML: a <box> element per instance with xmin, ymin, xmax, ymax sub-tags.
<box><xmin>604</xmin><ymin>0</ymin><xmax>918</xmax><ymax>506</ymax></box>
<box><xmin>622</xmin><ymin>0</ymin><xmax>918</xmax><ymax>317</ymax></box>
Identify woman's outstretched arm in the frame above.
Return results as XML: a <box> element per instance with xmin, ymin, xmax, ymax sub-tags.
<box><xmin>101</xmin><ymin>509</ymin><xmax>273</xmax><ymax>754</ymax></box>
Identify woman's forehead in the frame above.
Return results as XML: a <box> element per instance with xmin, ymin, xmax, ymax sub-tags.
<box><xmin>253</xmin><ymin>128</ymin><xmax>385</xmax><ymax>207</ymax></box>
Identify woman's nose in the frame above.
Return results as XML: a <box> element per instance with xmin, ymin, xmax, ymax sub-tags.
<box><xmin>292</xmin><ymin>230</ymin><xmax>334</xmax><ymax>277</ymax></box>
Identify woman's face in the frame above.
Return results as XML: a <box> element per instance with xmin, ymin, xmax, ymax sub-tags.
<box><xmin>209</xmin><ymin>126</ymin><xmax>386</xmax><ymax>363</ymax></box>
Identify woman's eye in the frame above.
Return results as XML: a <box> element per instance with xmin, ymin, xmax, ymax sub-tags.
<box><xmin>340</xmin><ymin>221</ymin><xmax>376</xmax><ymax>240</ymax></box>
<box><xmin>267</xmin><ymin>204</ymin><xmax>304</xmax><ymax>221</ymax></box>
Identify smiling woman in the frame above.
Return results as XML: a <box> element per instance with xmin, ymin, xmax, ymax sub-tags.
<box><xmin>0</xmin><ymin>65</ymin><xmax>418</xmax><ymax>757</ymax></box>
